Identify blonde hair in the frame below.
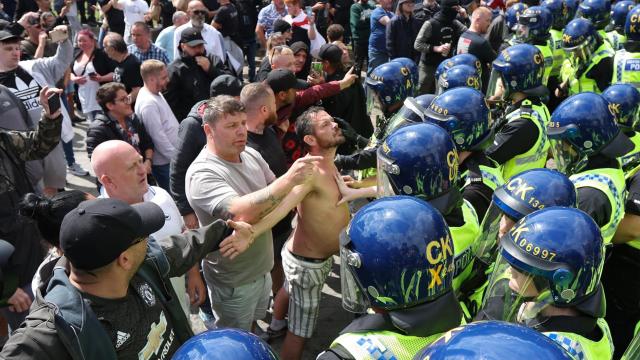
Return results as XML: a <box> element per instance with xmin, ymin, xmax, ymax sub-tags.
<box><xmin>140</xmin><ymin>59</ymin><xmax>166</xmax><ymax>81</ymax></box>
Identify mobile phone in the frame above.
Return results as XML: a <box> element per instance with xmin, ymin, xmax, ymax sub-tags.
<box><xmin>49</xmin><ymin>28</ymin><xmax>68</xmax><ymax>43</ymax></box>
<box><xmin>87</xmin><ymin>72</ymin><xmax>97</xmax><ymax>77</ymax></box>
<box><xmin>311</xmin><ymin>61</ymin><xmax>322</xmax><ymax>77</ymax></box>
<box><xmin>47</xmin><ymin>92</ymin><xmax>61</xmax><ymax>114</ymax></box>
<box><xmin>353</xmin><ymin>63</ymin><xmax>362</xmax><ymax>78</ymax></box>
<box><xmin>305</xmin><ymin>5</ymin><xmax>313</xmax><ymax>17</ymax></box>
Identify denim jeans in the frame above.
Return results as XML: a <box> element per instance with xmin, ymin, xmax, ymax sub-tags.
<box><xmin>62</xmin><ymin>140</ymin><xmax>75</xmax><ymax>167</ymax></box>
<box><xmin>367</xmin><ymin>49</ymin><xmax>389</xmax><ymax>75</ymax></box>
<box><xmin>152</xmin><ymin>164</ymin><xmax>170</xmax><ymax>192</ymax></box>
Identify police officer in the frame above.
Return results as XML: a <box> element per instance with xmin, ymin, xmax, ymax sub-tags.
<box><xmin>435</xmin><ymin>64</ymin><xmax>482</xmax><ymax>94</ymax></box>
<box><xmin>424</xmin><ymin>86</ymin><xmax>503</xmax><ymax>220</ymax></box>
<box><xmin>612</xmin><ymin>6</ymin><xmax>640</xmax><ymax>88</ymax></box>
<box><xmin>504</xmin><ymin>3</ymin><xmax>528</xmax><ymax>37</ymax></box>
<box><xmin>434</xmin><ymin>53</ymin><xmax>483</xmax><ymax>83</ymax></box>
<box><xmin>541</xmin><ymin>0</ymin><xmax>569</xmax><ymax>111</ymax></box>
<box><xmin>415</xmin><ymin>321</ymin><xmax>575</xmax><ymax>360</ymax></box>
<box><xmin>485</xmin><ymin>43</ymin><xmax>551</xmax><ymax>181</ymax></box>
<box><xmin>317</xmin><ymin>196</ymin><xmax>463</xmax><ymax>360</ymax></box>
<box><xmin>604</xmin><ymin>165</ymin><xmax>640</xmax><ymax>357</ymax></box>
<box><xmin>601</xmin><ymin>83</ymin><xmax>640</xmax><ymax>174</ymax></box>
<box><xmin>173</xmin><ymin>329</ymin><xmax>278</xmax><ymax>359</ymax></box>
<box><xmin>548</xmin><ymin>92</ymin><xmax>633</xmax><ymax>245</ymax></box>
<box><xmin>391</xmin><ymin>57</ymin><xmax>420</xmax><ymax>91</ymax></box>
<box><xmin>576</xmin><ymin>0</ymin><xmax>614</xmax><ymax>48</ymax></box>
<box><xmin>335</xmin><ymin>61</ymin><xmax>416</xmax><ymax>173</ymax></box>
<box><xmin>514</xmin><ymin>6</ymin><xmax>554</xmax><ymax>86</ymax></box>
<box><xmin>557</xmin><ymin>18</ymin><xmax>614</xmax><ymax>96</ymax></box>
<box><xmin>468</xmin><ymin>169</ymin><xmax>576</xmax><ymax>318</ymax></box>
<box><xmin>608</xmin><ymin>1</ymin><xmax>635</xmax><ymax>51</ymax></box>
<box><xmin>480</xmin><ymin>207</ymin><xmax>614</xmax><ymax>360</ymax></box>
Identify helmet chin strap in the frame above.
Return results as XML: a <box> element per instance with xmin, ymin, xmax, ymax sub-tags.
<box><xmin>516</xmin><ymin>290</ymin><xmax>554</xmax><ymax>324</ymax></box>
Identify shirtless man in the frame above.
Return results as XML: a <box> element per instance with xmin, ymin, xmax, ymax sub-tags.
<box><xmin>230</xmin><ymin>107</ymin><xmax>350</xmax><ymax>360</ymax></box>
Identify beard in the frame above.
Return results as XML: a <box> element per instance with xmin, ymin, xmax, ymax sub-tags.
<box><xmin>265</xmin><ymin>110</ymin><xmax>278</xmax><ymax>126</ymax></box>
<box><xmin>317</xmin><ymin>132</ymin><xmax>346</xmax><ymax>149</ymax></box>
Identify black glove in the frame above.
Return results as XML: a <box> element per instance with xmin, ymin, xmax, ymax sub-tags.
<box><xmin>334</xmin><ymin>117</ymin><xmax>369</xmax><ymax>149</ymax></box>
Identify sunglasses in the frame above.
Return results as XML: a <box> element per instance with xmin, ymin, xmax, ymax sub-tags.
<box><xmin>193</xmin><ymin>9</ymin><xmax>208</xmax><ymax>15</ymax></box>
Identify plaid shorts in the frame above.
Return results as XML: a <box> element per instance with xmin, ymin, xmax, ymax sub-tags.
<box><xmin>282</xmin><ymin>247</ymin><xmax>333</xmax><ymax>338</ymax></box>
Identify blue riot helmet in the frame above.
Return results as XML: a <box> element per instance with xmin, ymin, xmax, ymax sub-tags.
<box><xmin>565</xmin><ymin>0</ymin><xmax>579</xmax><ymax>19</ymax></box>
<box><xmin>415</xmin><ymin>94</ymin><xmax>436</xmax><ymax>110</ymax></box>
<box><xmin>562</xmin><ymin>18</ymin><xmax>599</xmax><ymax>75</ymax></box>
<box><xmin>625</xmin><ymin>5</ymin><xmax>640</xmax><ymax>41</ymax></box>
<box><xmin>366</xmin><ymin>61</ymin><xmax>416</xmax><ymax>137</ymax></box>
<box><xmin>602</xmin><ymin>83</ymin><xmax>640</xmax><ymax>131</ymax></box>
<box><xmin>435</xmin><ymin>64</ymin><xmax>482</xmax><ymax>95</ymax></box>
<box><xmin>475</xmin><ymin>169</ymin><xmax>577</xmax><ymax>266</ymax></box>
<box><xmin>506</xmin><ymin>3</ymin><xmax>529</xmax><ymax>31</ymax></box>
<box><xmin>549</xmin><ymin>92</ymin><xmax>634</xmax><ymax>175</ymax></box>
<box><xmin>435</xmin><ymin>53</ymin><xmax>483</xmax><ymax>81</ymax></box>
<box><xmin>415</xmin><ymin>321</ymin><xmax>574</xmax><ymax>360</ymax></box>
<box><xmin>480</xmin><ymin>207</ymin><xmax>606</xmax><ymax>326</ymax></box>
<box><xmin>173</xmin><ymin>329</ymin><xmax>278</xmax><ymax>360</ymax></box>
<box><xmin>542</xmin><ymin>0</ymin><xmax>569</xmax><ymax>29</ymax></box>
<box><xmin>340</xmin><ymin>196</ymin><xmax>455</xmax><ymax>312</ymax></box>
<box><xmin>576</xmin><ymin>0</ymin><xmax>611</xmax><ymax>29</ymax></box>
<box><xmin>611</xmin><ymin>1</ymin><xmax>635</xmax><ymax>32</ymax></box>
<box><xmin>516</xmin><ymin>6</ymin><xmax>553</xmax><ymax>43</ymax></box>
<box><xmin>391</xmin><ymin>57</ymin><xmax>419</xmax><ymax>90</ymax></box>
<box><xmin>424</xmin><ymin>87</ymin><xmax>492</xmax><ymax>151</ymax></box>
<box><xmin>377</xmin><ymin>122</ymin><xmax>461</xmax><ymax>215</ymax></box>
<box><xmin>486</xmin><ymin>44</ymin><xmax>546</xmax><ymax>103</ymax></box>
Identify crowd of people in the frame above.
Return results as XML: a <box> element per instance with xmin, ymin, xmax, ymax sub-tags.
<box><xmin>1</xmin><ymin>0</ymin><xmax>640</xmax><ymax>357</ymax></box>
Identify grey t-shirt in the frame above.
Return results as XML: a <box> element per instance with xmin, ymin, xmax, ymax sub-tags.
<box><xmin>185</xmin><ymin>147</ymin><xmax>275</xmax><ymax>288</ymax></box>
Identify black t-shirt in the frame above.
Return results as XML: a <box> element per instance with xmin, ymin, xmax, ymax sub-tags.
<box><xmin>114</xmin><ymin>55</ymin><xmax>143</xmax><ymax>93</ymax></box>
<box><xmin>214</xmin><ymin>3</ymin><xmax>241</xmax><ymax>42</ymax></box>
<box><xmin>234</xmin><ymin>0</ymin><xmax>258</xmax><ymax>41</ymax></box>
<box><xmin>457</xmin><ymin>30</ymin><xmax>496</xmax><ymax>87</ymax></box>
<box><xmin>247</xmin><ymin>127</ymin><xmax>292</xmax><ymax>237</ymax></box>
<box><xmin>84</xmin><ymin>277</ymin><xmax>181</xmax><ymax>359</ymax></box>
<box><xmin>98</xmin><ymin>0</ymin><xmax>126</xmax><ymax>35</ymax></box>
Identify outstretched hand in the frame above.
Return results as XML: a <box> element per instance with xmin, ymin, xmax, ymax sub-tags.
<box><xmin>219</xmin><ymin>219</ymin><xmax>255</xmax><ymax>259</ymax></box>
<box><xmin>334</xmin><ymin>172</ymin><xmax>377</xmax><ymax>206</ymax></box>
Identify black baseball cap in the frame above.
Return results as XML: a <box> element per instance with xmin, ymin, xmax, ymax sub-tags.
<box><xmin>180</xmin><ymin>27</ymin><xmax>206</xmax><ymax>47</ymax></box>
<box><xmin>272</xmin><ymin>19</ymin><xmax>291</xmax><ymax>34</ymax></box>
<box><xmin>290</xmin><ymin>41</ymin><xmax>308</xmax><ymax>55</ymax></box>
<box><xmin>0</xmin><ymin>30</ymin><xmax>19</xmax><ymax>42</ymax></box>
<box><xmin>265</xmin><ymin>69</ymin><xmax>306</xmax><ymax>93</ymax></box>
<box><xmin>317</xmin><ymin>43</ymin><xmax>343</xmax><ymax>63</ymax></box>
<box><xmin>60</xmin><ymin>199</ymin><xmax>165</xmax><ymax>270</ymax></box>
<box><xmin>210</xmin><ymin>75</ymin><xmax>244</xmax><ymax>97</ymax></box>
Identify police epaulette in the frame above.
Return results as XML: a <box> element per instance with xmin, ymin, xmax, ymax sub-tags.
<box><xmin>520</xmin><ymin>99</ymin><xmax>533</xmax><ymax>117</ymax></box>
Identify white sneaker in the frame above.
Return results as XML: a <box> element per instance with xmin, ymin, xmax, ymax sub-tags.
<box><xmin>68</xmin><ymin>163</ymin><xmax>89</xmax><ymax>176</ymax></box>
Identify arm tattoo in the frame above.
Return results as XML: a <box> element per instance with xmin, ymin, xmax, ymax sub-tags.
<box><xmin>250</xmin><ymin>186</ymin><xmax>285</xmax><ymax>219</ymax></box>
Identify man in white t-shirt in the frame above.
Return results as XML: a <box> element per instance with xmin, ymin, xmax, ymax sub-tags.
<box><xmin>91</xmin><ymin>140</ymin><xmax>207</xmax><ymax>317</ymax></box>
<box><xmin>173</xmin><ymin>0</ymin><xmax>225</xmax><ymax>61</ymax></box>
<box><xmin>134</xmin><ymin>59</ymin><xmax>179</xmax><ymax>191</ymax></box>
<box><xmin>113</xmin><ymin>0</ymin><xmax>150</xmax><ymax>44</ymax></box>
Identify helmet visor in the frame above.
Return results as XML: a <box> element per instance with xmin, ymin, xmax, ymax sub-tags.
<box><xmin>377</xmin><ymin>153</ymin><xmax>401</xmax><ymax>198</ymax></box>
<box><xmin>367</xmin><ymin>89</ymin><xmax>386</xmax><ymax>134</ymax></box>
<box><xmin>384</xmin><ymin>97</ymin><xmax>428</xmax><ymax>135</ymax></box>
<box><xmin>486</xmin><ymin>70</ymin><xmax>508</xmax><ymax>103</ymax></box>
<box><xmin>564</xmin><ymin>43</ymin><xmax>590</xmax><ymax>70</ymax></box>
<box><xmin>515</xmin><ymin>23</ymin><xmax>531</xmax><ymax>42</ymax></box>
<box><xmin>549</xmin><ymin>138</ymin><xmax>583</xmax><ymax>175</ymax></box>
<box><xmin>339</xmin><ymin>232</ymin><xmax>370</xmax><ymax>313</ymax></box>
<box><xmin>478</xmin><ymin>252</ymin><xmax>553</xmax><ymax>325</ymax></box>
<box><xmin>436</xmin><ymin>74</ymin><xmax>449</xmax><ymax>95</ymax></box>
<box><xmin>475</xmin><ymin>203</ymin><xmax>516</xmax><ymax>265</ymax></box>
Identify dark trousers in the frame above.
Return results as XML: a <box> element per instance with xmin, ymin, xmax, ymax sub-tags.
<box><xmin>353</xmin><ymin>41</ymin><xmax>368</xmax><ymax>76</ymax></box>
<box><xmin>418</xmin><ymin>62</ymin><xmax>437</xmax><ymax>95</ymax></box>
<box><xmin>242</xmin><ymin>38</ymin><xmax>257</xmax><ymax>82</ymax></box>
<box><xmin>76</xmin><ymin>0</ymin><xmax>97</xmax><ymax>22</ymax></box>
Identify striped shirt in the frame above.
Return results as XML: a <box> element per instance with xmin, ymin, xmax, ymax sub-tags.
<box><xmin>127</xmin><ymin>42</ymin><xmax>170</xmax><ymax>64</ymax></box>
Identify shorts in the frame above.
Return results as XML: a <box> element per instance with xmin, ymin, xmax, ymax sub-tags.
<box><xmin>282</xmin><ymin>247</ymin><xmax>333</xmax><ymax>338</ymax></box>
<box><xmin>207</xmin><ymin>273</ymin><xmax>272</xmax><ymax>331</ymax></box>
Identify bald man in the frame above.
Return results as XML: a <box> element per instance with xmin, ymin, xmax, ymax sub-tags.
<box><xmin>172</xmin><ymin>0</ymin><xmax>225</xmax><ymax>61</ymax></box>
<box><xmin>91</xmin><ymin>140</ymin><xmax>207</xmax><ymax>316</ymax></box>
<box><xmin>271</xmin><ymin>47</ymin><xmax>297</xmax><ymax>72</ymax></box>
<box><xmin>456</xmin><ymin>6</ymin><xmax>496</xmax><ymax>90</ymax></box>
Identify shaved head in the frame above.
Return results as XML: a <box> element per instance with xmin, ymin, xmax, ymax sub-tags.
<box><xmin>91</xmin><ymin>140</ymin><xmax>148</xmax><ymax>204</ymax></box>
